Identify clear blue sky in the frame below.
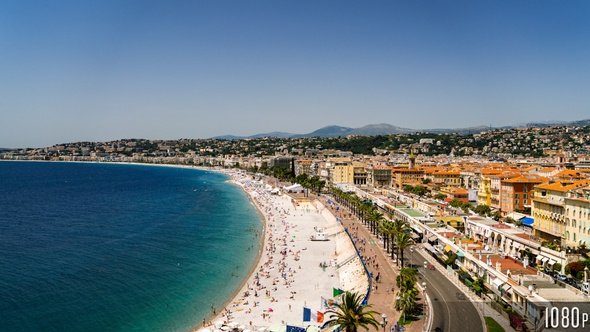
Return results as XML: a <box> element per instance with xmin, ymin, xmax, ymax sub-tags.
<box><xmin>1</xmin><ymin>1</ymin><xmax>590</xmax><ymax>148</ymax></box>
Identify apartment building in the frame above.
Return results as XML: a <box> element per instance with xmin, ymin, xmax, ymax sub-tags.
<box><xmin>392</xmin><ymin>167</ymin><xmax>424</xmax><ymax>189</ymax></box>
<box><xmin>564</xmin><ymin>185</ymin><xmax>590</xmax><ymax>248</ymax></box>
<box><xmin>330</xmin><ymin>159</ymin><xmax>353</xmax><ymax>184</ymax></box>
<box><xmin>500</xmin><ymin>175</ymin><xmax>546</xmax><ymax>215</ymax></box>
<box><xmin>366</xmin><ymin>165</ymin><xmax>392</xmax><ymax>188</ymax></box>
<box><xmin>294</xmin><ymin>159</ymin><xmax>315</xmax><ymax>176</ymax></box>
<box><xmin>532</xmin><ymin>179</ymin><xmax>590</xmax><ymax>247</ymax></box>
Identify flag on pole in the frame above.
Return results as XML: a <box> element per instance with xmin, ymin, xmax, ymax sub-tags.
<box><xmin>303</xmin><ymin>307</ymin><xmax>311</xmax><ymax>322</ymax></box>
<box><xmin>321</xmin><ymin>297</ymin><xmax>339</xmax><ymax>311</ymax></box>
<box><xmin>311</xmin><ymin>310</ymin><xmax>325</xmax><ymax>323</ymax></box>
<box><xmin>333</xmin><ymin>288</ymin><xmax>345</xmax><ymax>297</ymax></box>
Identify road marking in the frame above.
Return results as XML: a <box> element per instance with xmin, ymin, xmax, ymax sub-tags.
<box><xmin>416</xmin><ymin>252</ymin><xmax>452</xmax><ymax>332</ymax></box>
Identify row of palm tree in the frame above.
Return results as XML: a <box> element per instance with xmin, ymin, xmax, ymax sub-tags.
<box><xmin>331</xmin><ymin>186</ymin><xmax>414</xmax><ymax>267</ymax></box>
<box><xmin>329</xmin><ymin>187</ymin><xmax>423</xmax><ymax>329</ymax></box>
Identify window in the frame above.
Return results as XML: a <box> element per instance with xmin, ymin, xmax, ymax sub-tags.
<box><xmin>515</xmin><ymin>194</ymin><xmax>519</xmax><ymax>198</ymax></box>
<box><xmin>515</xmin><ymin>199</ymin><xmax>519</xmax><ymax>205</ymax></box>
<box><xmin>524</xmin><ymin>194</ymin><xmax>528</xmax><ymax>199</ymax></box>
<box><xmin>524</xmin><ymin>199</ymin><xmax>527</xmax><ymax>205</ymax></box>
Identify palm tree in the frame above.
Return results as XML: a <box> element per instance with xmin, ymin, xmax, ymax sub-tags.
<box><xmin>394</xmin><ymin>290</ymin><xmax>416</xmax><ymax>322</ymax></box>
<box><xmin>396</xmin><ymin>267</ymin><xmax>418</xmax><ymax>293</ymax></box>
<box><xmin>325</xmin><ymin>291</ymin><xmax>381</xmax><ymax>332</ymax></box>
<box><xmin>395</xmin><ymin>232</ymin><xmax>414</xmax><ymax>268</ymax></box>
<box><xmin>368</xmin><ymin>209</ymin><xmax>384</xmax><ymax>237</ymax></box>
<box><xmin>378</xmin><ymin>220</ymin><xmax>394</xmax><ymax>252</ymax></box>
<box><xmin>391</xmin><ymin>219</ymin><xmax>410</xmax><ymax>262</ymax></box>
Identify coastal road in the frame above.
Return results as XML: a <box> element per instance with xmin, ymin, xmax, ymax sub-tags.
<box><xmin>411</xmin><ymin>249</ymin><xmax>484</xmax><ymax>332</ymax></box>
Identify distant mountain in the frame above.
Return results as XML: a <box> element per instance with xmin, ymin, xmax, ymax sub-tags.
<box><xmin>351</xmin><ymin>123</ymin><xmax>414</xmax><ymax>135</ymax></box>
<box><xmin>525</xmin><ymin>120</ymin><xmax>569</xmax><ymax>128</ymax></box>
<box><xmin>210</xmin><ymin>135</ymin><xmax>247</xmax><ymax>140</ymax></box>
<box><xmin>294</xmin><ymin>125</ymin><xmax>355</xmax><ymax>138</ymax></box>
<box><xmin>247</xmin><ymin>131</ymin><xmax>295</xmax><ymax>139</ymax></box>
<box><xmin>210</xmin><ymin>119</ymin><xmax>590</xmax><ymax>139</ymax></box>
<box><xmin>211</xmin><ymin>131</ymin><xmax>295</xmax><ymax>140</ymax></box>
<box><xmin>565</xmin><ymin>119</ymin><xmax>590</xmax><ymax>127</ymax></box>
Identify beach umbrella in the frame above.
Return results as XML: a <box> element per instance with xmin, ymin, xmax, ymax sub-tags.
<box><xmin>257</xmin><ymin>328</ymin><xmax>266</xmax><ymax>332</ymax></box>
<box><xmin>243</xmin><ymin>329</ymin><xmax>252</xmax><ymax>332</ymax></box>
<box><xmin>268</xmin><ymin>308</ymin><xmax>274</xmax><ymax>312</ymax></box>
<box><xmin>238</xmin><ymin>325</ymin><xmax>246</xmax><ymax>331</ymax></box>
<box><xmin>229</xmin><ymin>323</ymin><xmax>238</xmax><ymax>328</ymax></box>
<box><xmin>221</xmin><ymin>326</ymin><xmax>230</xmax><ymax>331</ymax></box>
<box><xmin>214</xmin><ymin>321</ymin><xmax>224</xmax><ymax>328</ymax></box>
<box><xmin>306</xmin><ymin>327</ymin><xmax>320</xmax><ymax>332</ymax></box>
<box><xmin>268</xmin><ymin>324</ymin><xmax>286</xmax><ymax>332</ymax></box>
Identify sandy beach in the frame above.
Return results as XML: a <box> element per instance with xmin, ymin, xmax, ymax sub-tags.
<box><xmin>197</xmin><ymin>170</ymin><xmax>369</xmax><ymax>332</ymax></box>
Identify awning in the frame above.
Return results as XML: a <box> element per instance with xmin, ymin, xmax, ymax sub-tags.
<box><xmin>411</xmin><ymin>225</ymin><xmax>423</xmax><ymax>234</ymax></box>
<box><xmin>541</xmin><ymin>256</ymin><xmax>549</xmax><ymax>263</ymax></box>
<box><xmin>457</xmin><ymin>251</ymin><xmax>465</xmax><ymax>257</ymax></box>
<box><xmin>423</xmin><ymin>242</ymin><xmax>437</xmax><ymax>254</ymax></box>
<box><xmin>427</xmin><ymin>234</ymin><xmax>437</xmax><ymax>242</ymax></box>
<box><xmin>536</xmin><ymin>255</ymin><xmax>546</xmax><ymax>262</ymax></box>
<box><xmin>493</xmin><ymin>278</ymin><xmax>504</xmax><ymax>289</ymax></box>
<box><xmin>548</xmin><ymin>259</ymin><xmax>557</xmax><ymax>266</ymax></box>
<box><xmin>444</xmin><ymin>244</ymin><xmax>454</xmax><ymax>253</ymax></box>
<box><xmin>412</xmin><ymin>233</ymin><xmax>421</xmax><ymax>241</ymax></box>
<box><xmin>521</xmin><ymin>217</ymin><xmax>534</xmax><ymax>226</ymax></box>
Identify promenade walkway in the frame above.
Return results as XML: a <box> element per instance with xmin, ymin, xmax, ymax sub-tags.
<box><xmin>316</xmin><ymin>195</ymin><xmax>425</xmax><ymax>332</ymax></box>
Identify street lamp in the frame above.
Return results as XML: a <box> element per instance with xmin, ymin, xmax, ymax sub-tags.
<box><xmin>381</xmin><ymin>313</ymin><xmax>388</xmax><ymax>332</ymax></box>
<box><xmin>422</xmin><ymin>282</ymin><xmax>427</xmax><ymax>313</ymax></box>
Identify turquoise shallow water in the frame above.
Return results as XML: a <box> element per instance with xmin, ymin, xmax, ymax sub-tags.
<box><xmin>0</xmin><ymin>161</ymin><xmax>263</xmax><ymax>332</ymax></box>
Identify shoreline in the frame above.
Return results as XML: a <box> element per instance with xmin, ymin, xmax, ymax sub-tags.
<box><xmin>3</xmin><ymin>160</ymin><xmax>369</xmax><ymax>331</ymax></box>
<box><xmin>196</xmin><ymin>176</ymin><xmax>269</xmax><ymax>330</ymax></box>
<box><xmin>197</xmin><ymin>170</ymin><xmax>370</xmax><ymax>332</ymax></box>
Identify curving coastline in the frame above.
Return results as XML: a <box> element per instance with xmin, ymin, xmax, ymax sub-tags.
<box><xmin>197</xmin><ymin>170</ymin><xmax>369</xmax><ymax>332</ymax></box>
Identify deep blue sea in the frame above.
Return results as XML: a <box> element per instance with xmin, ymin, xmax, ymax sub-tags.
<box><xmin>0</xmin><ymin>161</ymin><xmax>263</xmax><ymax>332</ymax></box>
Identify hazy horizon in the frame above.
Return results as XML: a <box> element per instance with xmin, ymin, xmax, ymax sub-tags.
<box><xmin>2</xmin><ymin>1</ymin><xmax>590</xmax><ymax>148</ymax></box>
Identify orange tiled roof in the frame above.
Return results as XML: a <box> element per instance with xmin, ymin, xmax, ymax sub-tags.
<box><xmin>535</xmin><ymin>179</ymin><xmax>590</xmax><ymax>192</ymax></box>
<box><xmin>502</xmin><ymin>175</ymin><xmax>547</xmax><ymax>184</ymax></box>
<box><xmin>538</xmin><ymin>167</ymin><xmax>557</xmax><ymax>173</ymax></box>
<box><xmin>554</xmin><ymin>169</ymin><xmax>586</xmax><ymax>179</ymax></box>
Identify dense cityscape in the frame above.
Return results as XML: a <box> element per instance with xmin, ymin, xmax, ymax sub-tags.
<box><xmin>4</xmin><ymin>124</ymin><xmax>590</xmax><ymax>331</ymax></box>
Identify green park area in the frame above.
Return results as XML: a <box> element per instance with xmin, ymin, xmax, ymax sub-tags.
<box><xmin>399</xmin><ymin>208</ymin><xmax>425</xmax><ymax>218</ymax></box>
<box><xmin>485</xmin><ymin>316</ymin><xmax>505</xmax><ymax>332</ymax></box>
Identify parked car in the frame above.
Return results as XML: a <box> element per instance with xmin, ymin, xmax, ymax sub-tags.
<box><xmin>556</xmin><ymin>273</ymin><xmax>569</xmax><ymax>282</ymax></box>
<box><xmin>567</xmin><ymin>279</ymin><xmax>581</xmax><ymax>289</ymax></box>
